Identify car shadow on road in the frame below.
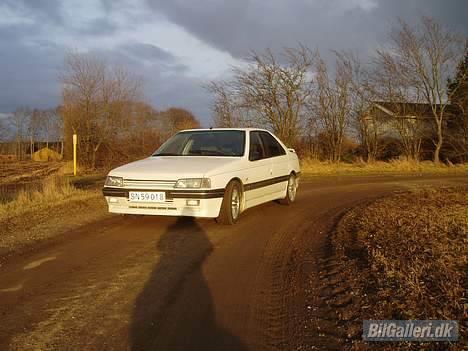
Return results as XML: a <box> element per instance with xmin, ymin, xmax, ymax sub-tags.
<box><xmin>130</xmin><ymin>217</ymin><xmax>249</xmax><ymax>351</ymax></box>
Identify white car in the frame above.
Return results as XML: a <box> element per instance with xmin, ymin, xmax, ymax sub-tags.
<box><xmin>103</xmin><ymin>128</ymin><xmax>300</xmax><ymax>224</ymax></box>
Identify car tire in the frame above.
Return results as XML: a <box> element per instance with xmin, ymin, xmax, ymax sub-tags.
<box><xmin>216</xmin><ymin>180</ymin><xmax>242</xmax><ymax>225</ymax></box>
<box><xmin>279</xmin><ymin>173</ymin><xmax>298</xmax><ymax>205</ymax></box>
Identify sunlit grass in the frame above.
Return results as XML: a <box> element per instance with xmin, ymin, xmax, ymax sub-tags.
<box><xmin>334</xmin><ymin>187</ymin><xmax>468</xmax><ymax>321</ymax></box>
<box><xmin>301</xmin><ymin>159</ymin><xmax>468</xmax><ymax>176</ymax></box>
<box><xmin>0</xmin><ymin>175</ymin><xmax>98</xmax><ymax>221</ymax></box>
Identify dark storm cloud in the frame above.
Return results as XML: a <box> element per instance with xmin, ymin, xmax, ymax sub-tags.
<box><xmin>146</xmin><ymin>0</ymin><xmax>468</xmax><ymax>59</ymax></box>
<box><xmin>87</xmin><ymin>44</ymin><xmax>204</xmax><ymax>117</ymax></box>
<box><xmin>119</xmin><ymin>43</ymin><xmax>190</xmax><ymax>74</ymax></box>
<box><xmin>0</xmin><ymin>24</ymin><xmax>63</xmax><ymax>112</ymax></box>
<box><xmin>120</xmin><ymin>42</ymin><xmax>177</xmax><ymax>63</ymax></box>
<box><xmin>1</xmin><ymin>0</ymin><xmax>467</xmax><ymax>126</ymax></box>
<box><xmin>0</xmin><ymin>35</ymin><xmax>194</xmax><ymax>112</ymax></box>
<box><xmin>375</xmin><ymin>0</ymin><xmax>468</xmax><ymax>32</ymax></box>
<box><xmin>0</xmin><ymin>0</ymin><xmax>207</xmax><ymax>119</ymax></box>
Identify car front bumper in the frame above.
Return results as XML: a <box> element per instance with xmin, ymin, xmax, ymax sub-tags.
<box><xmin>102</xmin><ymin>187</ymin><xmax>224</xmax><ymax>218</ymax></box>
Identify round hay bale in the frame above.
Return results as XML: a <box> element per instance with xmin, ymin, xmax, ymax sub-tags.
<box><xmin>32</xmin><ymin>147</ymin><xmax>62</xmax><ymax>162</ymax></box>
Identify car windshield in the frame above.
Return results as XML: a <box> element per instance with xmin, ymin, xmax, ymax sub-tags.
<box><xmin>153</xmin><ymin>130</ymin><xmax>246</xmax><ymax>157</ymax></box>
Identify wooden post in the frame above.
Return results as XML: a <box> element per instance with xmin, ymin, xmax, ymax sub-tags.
<box><xmin>73</xmin><ymin>134</ymin><xmax>77</xmax><ymax>176</ymax></box>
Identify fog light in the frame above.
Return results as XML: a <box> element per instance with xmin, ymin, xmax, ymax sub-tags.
<box><xmin>109</xmin><ymin>197</ymin><xmax>118</xmax><ymax>203</ymax></box>
<box><xmin>186</xmin><ymin>199</ymin><xmax>200</xmax><ymax>206</ymax></box>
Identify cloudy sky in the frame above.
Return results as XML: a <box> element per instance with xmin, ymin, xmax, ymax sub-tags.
<box><xmin>0</xmin><ymin>0</ymin><xmax>467</xmax><ymax>126</ymax></box>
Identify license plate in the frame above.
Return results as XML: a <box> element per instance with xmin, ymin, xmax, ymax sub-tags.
<box><xmin>128</xmin><ymin>191</ymin><xmax>166</xmax><ymax>203</ymax></box>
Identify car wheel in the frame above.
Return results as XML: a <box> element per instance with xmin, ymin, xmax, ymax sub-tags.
<box><xmin>279</xmin><ymin>173</ymin><xmax>298</xmax><ymax>205</ymax></box>
<box><xmin>216</xmin><ymin>180</ymin><xmax>241</xmax><ymax>225</ymax></box>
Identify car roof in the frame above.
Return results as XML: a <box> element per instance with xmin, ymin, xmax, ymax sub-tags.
<box><xmin>178</xmin><ymin>127</ymin><xmax>271</xmax><ymax>133</ymax></box>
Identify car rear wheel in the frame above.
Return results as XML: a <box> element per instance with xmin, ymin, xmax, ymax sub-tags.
<box><xmin>279</xmin><ymin>173</ymin><xmax>298</xmax><ymax>205</ymax></box>
<box><xmin>216</xmin><ymin>180</ymin><xmax>241</xmax><ymax>225</ymax></box>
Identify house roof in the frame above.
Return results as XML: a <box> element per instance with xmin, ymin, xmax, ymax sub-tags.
<box><xmin>372</xmin><ymin>101</ymin><xmax>459</xmax><ymax>119</ymax></box>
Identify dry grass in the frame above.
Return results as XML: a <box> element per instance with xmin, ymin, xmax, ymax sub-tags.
<box><xmin>0</xmin><ymin>175</ymin><xmax>109</xmax><ymax>259</ymax></box>
<box><xmin>0</xmin><ymin>176</ymin><xmax>85</xmax><ymax>220</ymax></box>
<box><xmin>301</xmin><ymin>159</ymin><xmax>468</xmax><ymax>176</ymax></box>
<box><xmin>333</xmin><ymin>187</ymin><xmax>467</xmax><ymax>348</ymax></box>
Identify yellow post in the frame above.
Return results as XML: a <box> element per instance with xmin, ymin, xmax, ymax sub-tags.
<box><xmin>72</xmin><ymin>134</ymin><xmax>77</xmax><ymax>176</ymax></box>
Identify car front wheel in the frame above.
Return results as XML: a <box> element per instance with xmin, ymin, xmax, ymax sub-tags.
<box><xmin>216</xmin><ymin>180</ymin><xmax>241</xmax><ymax>225</ymax></box>
<box><xmin>280</xmin><ymin>173</ymin><xmax>298</xmax><ymax>205</ymax></box>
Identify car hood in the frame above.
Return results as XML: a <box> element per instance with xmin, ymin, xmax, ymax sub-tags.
<box><xmin>108</xmin><ymin>156</ymin><xmax>241</xmax><ymax>179</ymax></box>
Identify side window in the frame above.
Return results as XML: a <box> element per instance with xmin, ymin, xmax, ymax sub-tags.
<box><xmin>259</xmin><ymin>132</ymin><xmax>286</xmax><ymax>158</ymax></box>
<box><xmin>249</xmin><ymin>132</ymin><xmax>266</xmax><ymax>161</ymax></box>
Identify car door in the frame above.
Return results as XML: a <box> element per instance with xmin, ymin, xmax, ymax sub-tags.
<box><xmin>244</xmin><ymin>131</ymin><xmax>273</xmax><ymax>208</ymax></box>
<box><xmin>259</xmin><ymin>131</ymin><xmax>290</xmax><ymax>197</ymax></box>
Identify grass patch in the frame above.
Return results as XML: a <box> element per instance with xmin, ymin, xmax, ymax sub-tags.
<box><xmin>0</xmin><ymin>175</ymin><xmax>87</xmax><ymax>219</ymax></box>
<box><xmin>301</xmin><ymin>159</ymin><xmax>468</xmax><ymax>177</ymax></box>
<box><xmin>333</xmin><ymin>187</ymin><xmax>467</xmax><ymax>348</ymax></box>
<box><xmin>0</xmin><ymin>175</ymin><xmax>110</xmax><ymax>259</ymax></box>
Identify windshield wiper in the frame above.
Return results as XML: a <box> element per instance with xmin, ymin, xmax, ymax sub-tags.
<box><xmin>153</xmin><ymin>153</ymin><xmax>180</xmax><ymax>156</ymax></box>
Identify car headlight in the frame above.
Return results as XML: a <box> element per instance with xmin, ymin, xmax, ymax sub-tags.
<box><xmin>105</xmin><ymin>176</ymin><xmax>123</xmax><ymax>187</ymax></box>
<box><xmin>175</xmin><ymin>178</ymin><xmax>211</xmax><ymax>189</ymax></box>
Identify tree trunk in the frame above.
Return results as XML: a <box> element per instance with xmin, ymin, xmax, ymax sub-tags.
<box><xmin>30</xmin><ymin>136</ymin><xmax>34</xmax><ymax>159</ymax></box>
<box><xmin>434</xmin><ymin>123</ymin><xmax>443</xmax><ymax>163</ymax></box>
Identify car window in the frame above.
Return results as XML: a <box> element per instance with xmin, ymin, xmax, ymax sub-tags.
<box><xmin>249</xmin><ymin>131</ymin><xmax>266</xmax><ymax>161</ymax></box>
<box><xmin>259</xmin><ymin>132</ymin><xmax>286</xmax><ymax>157</ymax></box>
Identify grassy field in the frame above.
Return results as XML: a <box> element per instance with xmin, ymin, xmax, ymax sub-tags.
<box><xmin>0</xmin><ymin>162</ymin><xmax>110</xmax><ymax>260</ymax></box>
<box><xmin>333</xmin><ymin>187</ymin><xmax>467</xmax><ymax>348</ymax></box>
<box><xmin>301</xmin><ymin>159</ymin><xmax>468</xmax><ymax>177</ymax></box>
<box><xmin>0</xmin><ymin>176</ymin><xmax>109</xmax><ymax>260</ymax></box>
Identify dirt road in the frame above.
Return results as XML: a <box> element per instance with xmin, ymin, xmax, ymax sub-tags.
<box><xmin>0</xmin><ymin>176</ymin><xmax>466</xmax><ymax>350</ymax></box>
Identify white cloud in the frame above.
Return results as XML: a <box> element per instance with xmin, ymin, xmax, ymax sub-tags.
<box><xmin>0</xmin><ymin>3</ymin><xmax>34</xmax><ymax>26</ymax></box>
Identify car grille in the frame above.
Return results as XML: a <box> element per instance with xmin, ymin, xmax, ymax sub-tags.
<box><xmin>122</xmin><ymin>179</ymin><xmax>177</xmax><ymax>189</ymax></box>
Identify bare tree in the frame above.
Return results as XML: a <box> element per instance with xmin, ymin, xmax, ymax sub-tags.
<box><xmin>0</xmin><ymin>117</ymin><xmax>7</xmax><ymax>141</ymax></box>
<box><xmin>41</xmin><ymin>108</ymin><xmax>61</xmax><ymax>149</ymax></box>
<box><xmin>92</xmin><ymin>65</ymin><xmax>142</xmax><ymax>167</ymax></box>
<box><xmin>162</xmin><ymin>107</ymin><xmax>201</xmax><ymax>136</ymax></box>
<box><xmin>236</xmin><ymin>47</ymin><xmax>312</xmax><ymax>146</ymax></box>
<box><xmin>371</xmin><ymin>51</ymin><xmax>427</xmax><ymax>161</ymax></box>
<box><xmin>385</xmin><ymin>105</ymin><xmax>426</xmax><ymax>161</ymax></box>
<box><xmin>10</xmin><ymin>106</ymin><xmax>31</xmax><ymax>160</ymax></box>
<box><xmin>61</xmin><ymin>52</ymin><xmax>106</xmax><ymax>164</ymax></box>
<box><xmin>446</xmin><ymin>44</ymin><xmax>468</xmax><ymax>161</ymax></box>
<box><xmin>308</xmin><ymin>51</ymin><xmax>353</xmax><ymax>162</ymax></box>
<box><xmin>28</xmin><ymin>109</ymin><xmax>42</xmax><ymax>156</ymax></box>
<box><xmin>379</xmin><ymin>17</ymin><xmax>466</xmax><ymax>163</ymax></box>
<box><xmin>207</xmin><ymin>46</ymin><xmax>312</xmax><ymax>146</ymax></box>
<box><xmin>125</xmin><ymin>102</ymin><xmax>161</xmax><ymax>157</ymax></box>
<box><xmin>334</xmin><ymin>51</ymin><xmax>386</xmax><ymax>162</ymax></box>
<box><xmin>61</xmin><ymin>52</ymin><xmax>142</xmax><ymax>168</ymax></box>
<box><xmin>206</xmin><ymin>80</ymin><xmax>260</xmax><ymax>129</ymax></box>
<box><xmin>207</xmin><ymin>81</ymin><xmax>246</xmax><ymax>128</ymax></box>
